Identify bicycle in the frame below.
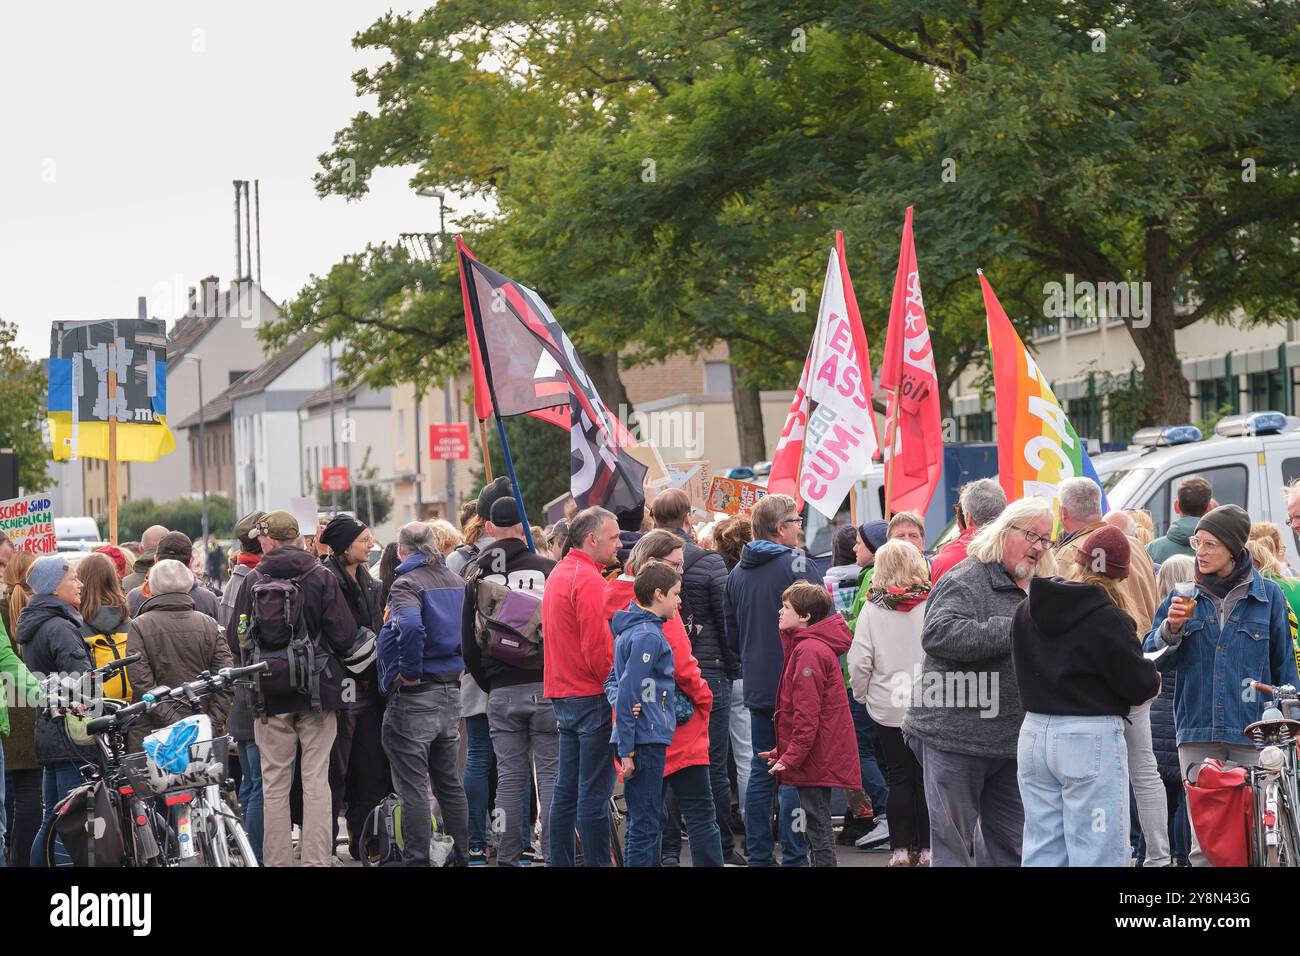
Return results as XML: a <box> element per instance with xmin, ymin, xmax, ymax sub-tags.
<box><xmin>1245</xmin><ymin>680</ymin><xmax>1300</xmax><ymax>867</ymax></box>
<box><xmin>45</xmin><ymin>661</ymin><xmax>267</xmax><ymax>867</ymax></box>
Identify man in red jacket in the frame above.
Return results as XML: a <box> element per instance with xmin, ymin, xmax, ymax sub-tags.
<box><xmin>543</xmin><ymin>505</ymin><xmax>622</xmax><ymax>866</ymax></box>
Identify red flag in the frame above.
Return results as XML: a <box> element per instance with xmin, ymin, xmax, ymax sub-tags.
<box><xmin>879</xmin><ymin>207</ymin><xmax>942</xmax><ymax>516</ymax></box>
<box><xmin>455</xmin><ymin>236</ymin><xmax>494</xmax><ymax>421</ymax></box>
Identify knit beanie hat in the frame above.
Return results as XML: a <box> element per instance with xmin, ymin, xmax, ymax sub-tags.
<box><xmin>148</xmin><ymin>558</ymin><xmax>195</xmax><ymax>595</ymax></box>
<box><xmin>858</xmin><ymin>520</ymin><xmax>889</xmax><ymax>553</ymax></box>
<box><xmin>28</xmin><ymin>555</ymin><xmax>69</xmax><ymax>596</ymax></box>
<box><xmin>1075</xmin><ymin>525</ymin><xmax>1131</xmax><ymax>581</ymax></box>
<box><xmin>320</xmin><ymin>514</ymin><xmax>366</xmax><ymax>554</ymax></box>
<box><xmin>1196</xmin><ymin>504</ymin><xmax>1250</xmax><ymax>558</ymax></box>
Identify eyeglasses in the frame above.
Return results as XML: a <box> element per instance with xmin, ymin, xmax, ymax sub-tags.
<box><xmin>1288</xmin><ymin>514</ymin><xmax>1300</xmax><ymax>528</ymax></box>
<box><xmin>781</xmin><ymin>516</ymin><xmax>802</xmax><ymax>528</ymax></box>
<box><xmin>1189</xmin><ymin>535</ymin><xmax>1225</xmax><ymax>553</ymax></box>
<box><xmin>1009</xmin><ymin>525</ymin><xmax>1054</xmax><ymax>548</ymax></box>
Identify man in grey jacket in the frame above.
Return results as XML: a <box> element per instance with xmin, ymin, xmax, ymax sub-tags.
<box><xmin>902</xmin><ymin>496</ymin><xmax>1053</xmax><ymax>867</ymax></box>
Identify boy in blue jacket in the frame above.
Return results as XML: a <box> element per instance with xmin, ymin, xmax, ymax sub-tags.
<box><xmin>604</xmin><ymin>562</ymin><xmax>681</xmax><ymax>867</ymax></box>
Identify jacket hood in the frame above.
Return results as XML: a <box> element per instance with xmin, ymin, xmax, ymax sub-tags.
<box><xmin>824</xmin><ymin>563</ymin><xmax>860</xmax><ymax>585</ymax></box>
<box><xmin>783</xmin><ymin>613</ymin><xmax>853</xmax><ymax>656</ymax></box>
<box><xmin>258</xmin><ymin>545</ymin><xmax>321</xmax><ymax>578</ymax></box>
<box><xmin>86</xmin><ymin>605</ymin><xmax>127</xmax><ymax>634</ymax></box>
<box><xmin>138</xmin><ymin>591</ymin><xmax>197</xmax><ymax>615</ymax></box>
<box><xmin>132</xmin><ymin>553</ymin><xmax>155</xmax><ymax>573</ymax></box>
<box><xmin>611</xmin><ymin>601</ymin><xmax>665</xmax><ymax>637</ymax></box>
<box><xmin>740</xmin><ymin>539</ymin><xmax>790</xmax><ymax>568</ymax></box>
<box><xmin>16</xmin><ymin>594</ymin><xmax>83</xmax><ymax>645</ymax></box>
<box><xmin>1027</xmin><ymin>576</ymin><xmax>1116</xmax><ymax>634</ymax></box>
<box><xmin>1166</xmin><ymin>514</ymin><xmax>1198</xmax><ymax>546</ymax></box>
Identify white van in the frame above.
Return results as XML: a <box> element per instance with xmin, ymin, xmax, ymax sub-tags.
<box><xmin>54</xmin><ymin>516</ymin><xmax>105</xmax><ymax>552</ymax></box>
<box><xmin>1102</xmin><ymin>411</ymin><xmax>1300</xmax><ymax>567</ymax></box>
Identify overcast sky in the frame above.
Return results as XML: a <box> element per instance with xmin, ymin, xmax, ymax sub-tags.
<box><xmin>0</xmin><ymin>1</ymin><xmax>461</xmax><ymax>359</ymax></box>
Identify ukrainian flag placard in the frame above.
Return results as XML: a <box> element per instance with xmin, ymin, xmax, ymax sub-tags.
<box><xmin>48</xmin><ymin>320</ymin><xmax>175</xmax><ymax>462</ymax></box>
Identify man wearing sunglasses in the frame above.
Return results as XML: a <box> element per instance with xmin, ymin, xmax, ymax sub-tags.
<box><xmin>1053</xmin><ymin>477</ymin><xmax>1160</xmax><ymax>637</ymax></box>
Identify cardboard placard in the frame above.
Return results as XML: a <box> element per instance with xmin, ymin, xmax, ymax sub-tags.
<box><xmin>0</xmin><ymin>493</ymin><xmax>56</xmax><ymax>554</ymax></box>
<box><xmin>668</xmin><ymin>460</ymin><xmax>712</xmax><ymax>511</ymax></box>
<box><xmin>289</xmin><ymin>496</ymin><xmax>319</xmax><ymax>537</ymax></box>
<box><xmin>705</xmin><ymin>476</ymin><xmax>768</xmax><ymax>516</ymax></box>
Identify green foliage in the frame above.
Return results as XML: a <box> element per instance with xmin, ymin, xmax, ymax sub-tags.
<box><xmin>271</xmin><ymin>0</ymin><xmax>1300</xmax><ymax>442</ymax></box>
<box><xmin>468</xmin><ymin>416</ymin><xmax>570</xmax><ymax>525</ymax></box>
<box><xmin>0</xmin><ymin>320</ymin><xmax>52</xmax><ymax>492</ymax></box>
<box><xmin>112</xmin><ymin>495</ymin><xmax>236</xmax><ymax>543</ymax></box>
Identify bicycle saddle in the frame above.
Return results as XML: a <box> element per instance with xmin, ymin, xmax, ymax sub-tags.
<box><xmin>1245</xmin><ymin>715</ymin><xmax>1300</xmax><ymax>741</ymax></box>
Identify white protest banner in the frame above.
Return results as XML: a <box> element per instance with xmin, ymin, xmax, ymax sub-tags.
<box><xmin>289</xmin><ymin>496</ymin><xmax>320</xmax><ymax>536</ymax></box>
<box><xmin>0</xmin><ymin>493</ymin><xmax>57</xmax><ymax>554</ymax></box>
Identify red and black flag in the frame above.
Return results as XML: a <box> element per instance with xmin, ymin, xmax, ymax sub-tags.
<box><xmin>456</xmin><ymin>237</ymin><xmax>648</xmax><ymax>514</ymax></box>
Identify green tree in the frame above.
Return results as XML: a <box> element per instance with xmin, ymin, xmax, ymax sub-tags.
<box><xmin>112</xmin><ymin>495</ymin><xmax>236</xmax><ymax>543</ymax></box>
<box><xmin>0</xmin><ymin>320</ymin><xmax>52</xmax><ymax>492</ymax></box>
<box><xmin>468</xmin><ymin>415</ymin><xmax>570</xmax><ymax>525</ymax></box>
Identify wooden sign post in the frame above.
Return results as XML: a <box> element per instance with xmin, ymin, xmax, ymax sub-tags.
<box><xmin>107</xmin><ymin>350</ymin><xmax>119</xmax><ymax>546</ymax></box>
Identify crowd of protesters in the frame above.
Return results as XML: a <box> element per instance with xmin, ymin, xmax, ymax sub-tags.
<box><xmin>0</xmin><ymin>465</ymin><xmax>1297</xmax><ymax>868</ymax></box>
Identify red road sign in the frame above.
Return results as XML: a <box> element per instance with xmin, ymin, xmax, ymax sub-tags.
<box><xmin>320</xmin><ymin>466</ymin><xmax>350</xmax><ymax>492</ymax></box>
<box><xmin>429</xmin><ymin>423</ymin><xmax>470</xmax><ymax>460</ymax></box>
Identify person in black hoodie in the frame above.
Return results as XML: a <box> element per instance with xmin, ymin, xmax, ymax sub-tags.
<box><xmin>461</xmin><ymin>496</ymin><xmax>558</xmax><ymax>867</ymax></box>
<box><xmin>319</xmin><ymin>513</ymin><xmax>390</xmax><ymax>860</ymax></box>
<box><xmin>16</xmin><ymin>556</ymin><xmax>93</xmax><ymax>866</ymax></box>
<box><xmin>651</xmin><ymin>488</ymin><xmax>745</xmax><ymax>866</ymax></box>
<box><xmin>229</xmin><ymin>511</ymin><xmax>356</xmax><ymax>868</ymax></box>
<box><xmin>1011</xmin><ymin>525</ymin><xmax>1160</xmax><ymax>867</ymax></box>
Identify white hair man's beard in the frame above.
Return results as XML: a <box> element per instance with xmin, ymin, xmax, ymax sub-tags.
<box><xmin>1014</xmin><ymin>560</ymin><xmax>1035</xmax><ymax>580</ymax></box>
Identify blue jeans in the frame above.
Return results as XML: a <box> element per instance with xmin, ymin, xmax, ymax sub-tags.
<box><xmin>549</xmin><ymin>695</ymin><xmax>617</xmax><ymax>867</ymax></box>
<box><xmin>1018</xmin><ymin>712</ymin><xmax>1130</xmax><ymax>867</ymax></box>
<box><xmin>664</xmin><ymin>763</ymin><xmax>723</xmax><ymax>866</ymax></box>
<box><xmin>32</xmin><ymin>762</ymin><xmax>83</xmax><ymax>867</ymax></box>
<box><xmin>237</xmin><ymin>741</ymin><xmax>264</xmax><ymax>866</ymax></box>
<box><xmin>848</xmin><ymin>694</ymin><xmax>889</xmax><ymax>813</ymax></box>
<box><xmin>623</xmin><ymin>744</ymin><xmax>668</xmax><ymax>867</ymax></box>
<box><xmin>1134</xmin><ymin>775</ymin><xmax>1191</xmax><ymax>866</ymax></box>
<box><xmin>464</xmin><ymin>714</ymin><xmax>493</xmax><ymax>851</ymax></box>
<box><xmin>745</xmin><ymin>709</ymin><xmax>807</xmax><ymax>867</ymax></box>
<box><xmin>663</xmin><ymin>675</ymin><xmax>734</xmax><ymax>859</ymax></box>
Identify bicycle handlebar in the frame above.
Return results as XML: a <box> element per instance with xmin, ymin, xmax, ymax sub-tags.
<box><xmin>84</xmin><ymin>662</ymin><xmax>270</xmax><ymax>735</ymax></box>
<box><xmin>1252</xmin><ymin>680</ymin><xmax>1299</xmax><ymax>699</ymax></box>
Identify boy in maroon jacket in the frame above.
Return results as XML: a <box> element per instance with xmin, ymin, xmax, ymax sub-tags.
<box><xmin>762</xmin><ymin>581</ymin><xmax>862</xmax><ymax>867</ymax></box>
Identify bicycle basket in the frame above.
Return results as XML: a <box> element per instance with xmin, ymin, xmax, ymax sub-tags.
<box><xmin>121</xmin><ymin>735</ymin><xmax>232</xmax><ymax>799</ymax></box>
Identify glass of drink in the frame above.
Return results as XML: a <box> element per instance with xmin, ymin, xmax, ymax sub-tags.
<box><xmin>1173</xmin><ymin>580</ymin><xmax>1196</xmax><ymax>617</ymax></box>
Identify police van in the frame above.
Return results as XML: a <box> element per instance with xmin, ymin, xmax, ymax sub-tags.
<box><xmin>1101</xmin><ymin>411</ymin><xmax>1300</xmax><ymax>567</ymax></box>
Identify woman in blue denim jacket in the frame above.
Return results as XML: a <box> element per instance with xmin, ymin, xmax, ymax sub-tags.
<box><xmin>1143</xmin><ymin>504</ymin><xmax>1300</xmax><ymax>866</ymax></box>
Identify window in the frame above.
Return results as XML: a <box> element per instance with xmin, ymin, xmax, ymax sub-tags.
<box><xmin>1198</xmin><ymin>377</ymin><xmax>1234</xmax><ymax>422</ymax></box>
<box><xmin>1141</xmin><ymin>464</ymin><xmax>1248</xmax><ymax>537</ymax></box>
<box><xmin>1031</xmin><ymin>318</ymin><xmax>1060</xmax><ymax>340</ymax></box>
<box><xmin>1066</xmin><ymin>311</ymin><xmax>1098</xmax><ymax>333</ymax></box>
<box><xmin>960</xmin><ymin>412</ymin><xmax>993</xmax><ymax>442</ymax></box>
<box><xmin>1067</xmin><ymin>396</ymin><xmax>1101</xmax><ymax>443</ymax></box>
<box><xmin>704</xmin><ymin>362</ymin><xmax>732</xmax><ymax>394</ymax></box>
<box><xmin>1250</xmin><ymin>370</ymin><xmax>1284</xmax><ymax>414</ymax></box>
<box><xmin>397</xmin><ymin>409</ymin><xmax>406</xmax><ymax>454</ymax></box>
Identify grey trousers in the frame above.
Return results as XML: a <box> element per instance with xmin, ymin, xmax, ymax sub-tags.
<box><xmin>381</xmin><ymin>684</ymin><xmax>469</xmax><ymax>866</ymax></box>
<box><xmin>1126</xmin><ymin>700</ymin><xmax>1170</xmax><ymax>867</ymax></box>
<box><xmin>797</xmin><ymin>787</ymin><xmax>836</xmax><ymax>867</ymax></box>
<box><xmin>908</xmin><ymin>735</ymin><xmax>1024</xmax><ymax>867</ymax></box>
<box><xmin>487</xmin><ymin>682</ymin><xmax>559</xmax><ymax>866</ymax></box>
<box><xmin>1178</xmin><ymin>742</ymin><xmax>1260</xmax><ymax>868</ymax></box>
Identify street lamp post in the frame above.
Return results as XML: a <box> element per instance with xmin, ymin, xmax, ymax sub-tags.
<box><xmin>183</xmin><ymin>353</ymin><xmax>209</xmax><ymax>555</ymax></box>
<box><xmin>418</xmin><ymin>186</ymin><xmax>456</xmax><ymax>519</ymax></box>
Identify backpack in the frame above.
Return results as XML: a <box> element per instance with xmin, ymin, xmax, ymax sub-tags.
<box><xmin>466</xmin><ymin>565</ymin><xmax>544</xmax><ymax>671</ymax></box>
<box><xmin>246</xmin><ymin>569</ymin><xmax>326</xmax><ymax>717</ymax></box>
<box><xmin>85</xmin><ymin>631</ymin><xmax>132</xmax><ymax>700</ymax></box>
<box><xmin>359</xmin><ymin>792</ymin><xmax>454</xmax><ymax>866</ymax></box>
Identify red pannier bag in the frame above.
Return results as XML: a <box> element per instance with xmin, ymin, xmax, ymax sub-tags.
<box><xmin>1185</xmin><ymin>759</ymin><xmax>1253</xmax><ymax>867</ymax></box>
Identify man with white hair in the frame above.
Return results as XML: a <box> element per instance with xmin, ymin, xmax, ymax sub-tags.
<box><xmin>1104</xmin><ymin>510</ymin><xmax>1137</xmax><ymax>536</ymax></box>
<box><xmin>121</xmin><ymin>523</ymin><xmax>170</xmax><ymax>591</ymax></box>
<box><xmin>1053</xmin><ymin>477</ymin><xmax>1159</xmax><ymax>634</ymax></box>
<box><xmin>901</xmin><ymin>496</ymin><xmax>1053</xmax><ymax>866</ymax></box>
<box><xmin>124</xmin><ymin>559</ymin><xmax>233</xmax><ymax>752</ymax></box>
<box><xmin>377</xmin><ymin>520</ymin><xmax>470</xmax><ymax>866</ymax></box>
<box><xmin>930</xmin><ymin>479</ymin><xmax>1008</xmax><ymax>583</ymax></box>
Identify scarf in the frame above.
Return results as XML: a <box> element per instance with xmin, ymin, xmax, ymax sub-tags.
<box><xmin>1195</xmin><ymin>547</ymin><xmax>1253</xmax><ymax>600</ymax></box>
<box><xmin>868</xmin><ymin>583</ymin><xmax>931</xmax><ymax>612</ymax></box>
<box><xmin>237</xmin><ymin>552</ymin><xmax>261</xmax><ymax>570</ymax></box>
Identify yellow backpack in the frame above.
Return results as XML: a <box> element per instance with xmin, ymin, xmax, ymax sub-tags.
<box><xmin>85</xmin><ymin>632</ymin><xmax>133</xmax><ymax>700</ymax></box>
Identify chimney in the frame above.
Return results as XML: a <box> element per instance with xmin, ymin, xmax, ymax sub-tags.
<box><xmin>187</xmin><ymin>286</ymin><xmax>197</xmax><ymax>313</ymax></box>
<box><xmin>201</xmin><ymin>276</ymin><xmax>220</xmax><ymax>316</ymax></box>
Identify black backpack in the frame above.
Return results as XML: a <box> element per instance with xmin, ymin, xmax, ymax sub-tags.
<box><xmin>246</xmin><ymin>569</ymin><xmax>326</xmax><ymax>718</ymax></box>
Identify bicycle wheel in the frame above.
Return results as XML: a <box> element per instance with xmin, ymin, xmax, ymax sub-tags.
<box><xmin>42</xmin><ymin>798</ymin><xmax>73</xmax><ymax>867</ymax></box>
<box><xmin>1277</xmin><ymin>788</ymin><xmax>1300</xmax><ymax>867</ymax></box>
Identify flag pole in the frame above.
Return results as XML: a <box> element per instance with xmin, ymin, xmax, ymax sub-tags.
<box><xmin>107</xmin><ymin>327</ymin><xmax>120</xmax><ymax>545</ymax></box>
<box><xmin>883</xmin><ymin>384</ymin><xmax>901</xmax><ymax>521</ymax></box>
<box><xmin>477</xmin><ymin>418</ymin><xmax>494</xmax><ymax>481</ymax></box>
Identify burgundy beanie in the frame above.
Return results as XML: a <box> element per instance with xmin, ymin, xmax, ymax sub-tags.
<box><xmin>1075</xmin><ymin>525</ymin><xmax>1131</xmax><ymax>581</ymax></box>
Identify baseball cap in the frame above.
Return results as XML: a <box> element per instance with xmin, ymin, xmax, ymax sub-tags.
<box><xmin>234</xmin><ymin>510</ymin><xmax>267</xmax><ymax>553</ymax></box>
<box><xmin>258</xmin><ymin>511</ymin><xmax>301</xmax><ymax>541</ymax></box>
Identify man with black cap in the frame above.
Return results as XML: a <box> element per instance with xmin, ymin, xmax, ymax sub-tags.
<box><xmin>460</xmin><ymin>494</ymin><xmax>558</xmax><ymax>866</ymax></box>
<box><xmin>1145</xmin><ymin>502</ymin><xmax>1300</xmax><ymax>866</ymax></box>
<box><xmin>230</xmin><ymin>510</ymin><xmax>357</xmax><ymax>867</ymax></box>
<box><xmin>448</xmin><ymin>477</ymin><xmax>515</xmax><ymax>576</ymax></box>
<box><xmin>319</xmin><ymin>513</ymin><xmax>389</xmax><ymax>858</ymax></box>
<box><xmin>126</xmin><ymin>531</ymin><xmax>220</xmax><ymax>621</ymax></box>
<box><xmin>219</xmin><ymin>509</ymin><xmax>267</xmax><ymax>864</ymax></box>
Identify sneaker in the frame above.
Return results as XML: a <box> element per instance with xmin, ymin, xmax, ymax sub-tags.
<box><xmin>467</xmin><ymin>847</ymin><xmax>489</xmax><ymax>867</ymax></box>
<box><xmin>913</xmin><ymin>848</ymin><xmax>931</xmax><ymax>867</ymax></box>
<box><xmin>887</xmin><ymin>848</ymin><xmax>912</xmax><ymax>867</ymax></box>
<box><xmin>837</xmin><ymin>817</ymin><xmax>875</xmax><ymax>846</ymax></box>
<box><xmin>661</xmin><ymin>855</ymin><xmax>680</xmax><ymax>867</ymax></box>
<box><xmin>855</xmin><ymin>816</ymin><xmax>890</xmax><ymax>849</ymax></box>
<box><xmin>520</xmin><ymin>843</ymin><xmax>541</xmax><ymax>867</ymax></box>
<box><xmin>723</xmin><ymin>849</ymin><xmax>747</xmax><ymax>867</ymax></box>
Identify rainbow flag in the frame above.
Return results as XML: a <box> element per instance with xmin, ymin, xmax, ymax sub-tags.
<box><xmin>980</xmin><ymin>271</ymin><xmax>1104</xmax><ymax>504</ymax></box>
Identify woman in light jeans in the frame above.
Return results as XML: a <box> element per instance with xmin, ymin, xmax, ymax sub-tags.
<box><xmin>1011</xmin><ymin>527</ymin><xmax>1161</xmax><ymax>866</ymax></box>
